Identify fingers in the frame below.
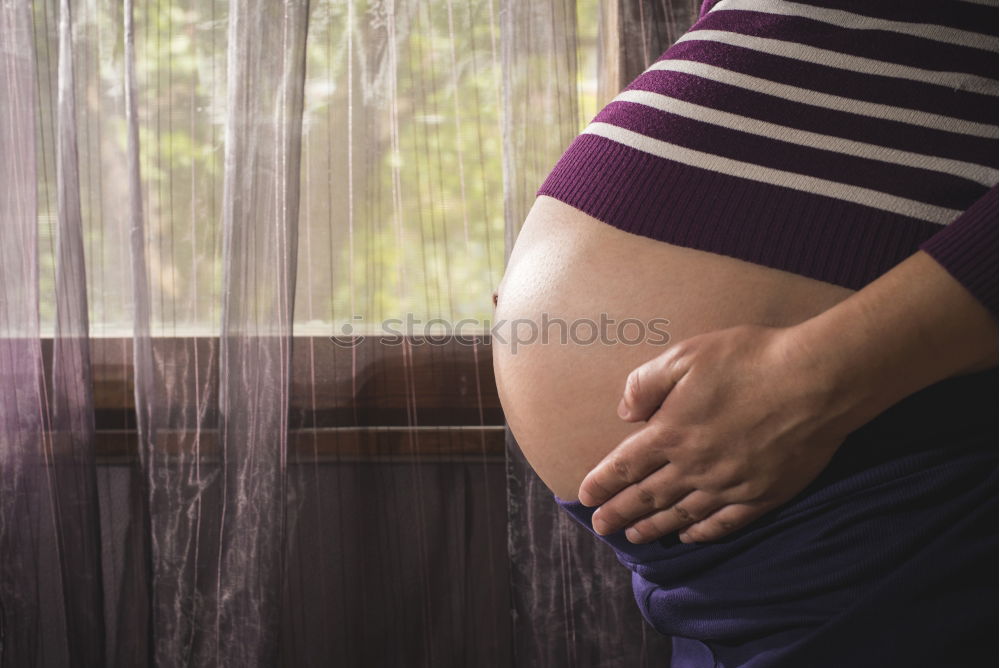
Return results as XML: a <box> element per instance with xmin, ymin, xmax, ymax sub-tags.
<box><xmin>617</xmin><ymin>350</ymin><xmax>687</xmax><ymax>422</ymax></box>
<box><xmin>590</xmin><ymin>464</ymin><xmax>688</xmax><ymax>535</ymax></box>
<box><xmin>623</xmin><ymin>490</ymin><xmax>722</xmax><ymax>544</ymax></box>
<box><xmin>677</xmin><ymin>504</ymin><xmax>767</xmax><ymax>544</ymax></box>
<box><xmin>578</xmin><ymin>422</ymin><xmax>681</xmax><ymax>507</ymax></box>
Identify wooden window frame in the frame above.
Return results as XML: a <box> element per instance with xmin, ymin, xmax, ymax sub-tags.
<box><xmin>43</xmin><ymin>335</ymin><xmax>504</xmax><ymax>463</ymax></box>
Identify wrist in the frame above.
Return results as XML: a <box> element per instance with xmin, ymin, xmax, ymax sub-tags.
<box><xmin>776</xmin><ymin>313</ymin><xmax>900</xmax><ymax>435</ymax></box>
<box><xmin>768</xmin><ymin>250</ymin><xmax>996</xmax><ymax>441</ymax></box>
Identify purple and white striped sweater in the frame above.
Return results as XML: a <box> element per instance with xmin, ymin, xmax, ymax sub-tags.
<box><xmin>538</xmin><ymin>0</ymin><xmax>998</xmax><ymax>314</ymax></box>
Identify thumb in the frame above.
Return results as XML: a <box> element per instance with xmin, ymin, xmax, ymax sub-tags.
<box><xmin>617</xmin><ymin>350</ymin><xmax>687</xmax><ymax>422</ymax></box>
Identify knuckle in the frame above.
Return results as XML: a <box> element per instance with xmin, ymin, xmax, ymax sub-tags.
<box><xmin>635</xmin><ymin>484</ymin><xmax>657</xmax><ymax>508</ymax></box>
<box><xmin>650</xmin><ymin>422</ymin><xmax>681</xmax><ymax>447</ymax></box>
<box><xmin>714</xmin><ymin>464</ymin><xmax>742</xmax><ymax>488</ymax></box>
<box><xmin>664</xmin><ymin>341</ymin><xmax>693</xmax><ymax>366</ymax></box>
<box><xmin>610</xmin><ymin>456</ymin><xmax>632</xmax><ymax>482</ymax></box>
<box><xmin>672</xmin><ymin>504</ymin><xmax>694</xmax><ymax>522</ymax></box>
<box><xmin>686</xmin><ymin>467</ymin><xmax>711</xmax><ymax>488</ymax></box>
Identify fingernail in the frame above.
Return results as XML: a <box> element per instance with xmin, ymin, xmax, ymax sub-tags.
<box><xmin>617</xmin><ymin>399</ymin><xmax>629</xmax><ymax>419</ymax></box>
<box><xmin>678</xmin><ymin>532</ymin><xmax>691</xmax><ymax>543</ymax></box>
<box><xmin>625</xmin><ymin>527</ymin><xmax>642</xmax><ymax>543</ymax></box>
<box><xmin>592</xmin><ymin>516</ymin><xmax>609</xmax><ymax>535</ymax></box>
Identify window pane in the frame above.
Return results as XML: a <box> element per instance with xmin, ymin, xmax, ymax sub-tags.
<box><xmin>31</xmin><ymin>0</ymin><xmax>598</xmax><ymax>337</ymax></box>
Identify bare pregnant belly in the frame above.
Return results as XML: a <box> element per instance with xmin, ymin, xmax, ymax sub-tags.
<box><xmin>492</xmin><ymin>196</ymin><xmax>855</xmax><ymax>502</ymax></box>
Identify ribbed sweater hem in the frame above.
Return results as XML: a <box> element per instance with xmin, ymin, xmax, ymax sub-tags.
<box><xmin>538</xmin><ymin>134</ymin><xmax>945</xmax><ymax>291</ymax></box>
<box><xmin>919</xmin><ymin>186</ymin><xmax>998</xmax><ymax>316</ymax></box>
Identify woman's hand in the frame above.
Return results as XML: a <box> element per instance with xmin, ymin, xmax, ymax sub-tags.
<box><xmin>578</xmin><ymin>323</ymin><xmax>853</xmax><ymax>544</ymax></box>
<box><xmin>579</xmin><ymin>251</ymin><xmax>997</xmax><ymax>545</ymax></box>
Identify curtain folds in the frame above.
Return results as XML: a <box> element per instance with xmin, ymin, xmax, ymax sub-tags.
<box><xmin>213</xmin><ymin>0</ymin><xmax>306</xmax><ymax>662</ymax></box>
<box><xmin>1</xmin><ymin>0</ymin><xmax>696</xmax><ymax>666</ymax></box>
<box><xmin>123</xmin><ymin>0</ymin><xmax>310</xmax><ymax>665</ymax></box>
<box><xmin>51</xmin><ymin>0</ymin><xmax>106</xmax><ymax>663</ymax></box>
<box><xmin>1</xmin><ymin>2</ymin><xmax>48</xmax><ymax>665</ymax></box>
<box><xmin>2</xmin><ymin>1</ymin><xmax>106</xmax><ymax>665</ymax></box>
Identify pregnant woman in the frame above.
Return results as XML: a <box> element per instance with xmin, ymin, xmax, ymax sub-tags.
<box><xmin>492</xmin><ymin>1</ymin><xmax>997</xmax><ymax>666</ymax></box>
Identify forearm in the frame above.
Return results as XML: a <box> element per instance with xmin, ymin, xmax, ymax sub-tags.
<box><xmin>791</xmin><ymin>250</ymin><xmax>997</xmax><ymax>430</ymax></box>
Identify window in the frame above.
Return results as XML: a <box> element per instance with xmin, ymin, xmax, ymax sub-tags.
<box><xmin>27</xmin><ymin>0</ymin><xmax>598</xmax><ymax>459</ymax></box>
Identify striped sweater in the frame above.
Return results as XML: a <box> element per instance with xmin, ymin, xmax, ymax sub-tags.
<box><xmin>539</xmin><ymin>0</ymin><xmax>998</xmax><ymax>314</ymax></box>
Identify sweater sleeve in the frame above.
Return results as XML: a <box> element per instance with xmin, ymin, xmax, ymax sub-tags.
<box><xmin>918</xmin><ymin>185</ymin><xmax>998</xmax><ymax>318</ymax></box>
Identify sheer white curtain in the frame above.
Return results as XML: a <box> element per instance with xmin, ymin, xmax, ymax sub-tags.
<box><xmin>4</xmin><ymin>0</ymin><xmax>507</xmax><ymax>665</ymax></box>
<box><xmin>2</xmin><ymin>0</ymin><xmax>696</xmax><ymax>665</ymax></box>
